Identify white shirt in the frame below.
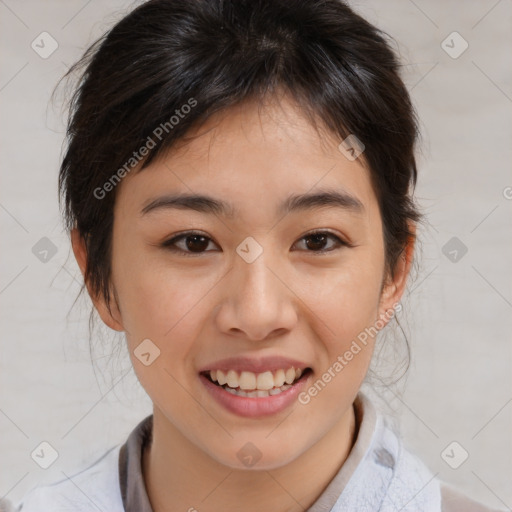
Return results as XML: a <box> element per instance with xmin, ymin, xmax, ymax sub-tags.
<box><xmin>11</xmin><ymin>392</ymin><xmax>503</xmax><ymax>512</ymax></box>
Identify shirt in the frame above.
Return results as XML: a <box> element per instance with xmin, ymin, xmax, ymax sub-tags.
<box><xmin>13</xmin><ymin>392</ymin><xmax>504</xmax><ymax>512</ymax></box>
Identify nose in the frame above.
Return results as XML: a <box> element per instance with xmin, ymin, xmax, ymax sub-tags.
<box><xmin>214</xmin><ymin>250</ymin><xmax>298</xmax><ymax>341</ymax></box>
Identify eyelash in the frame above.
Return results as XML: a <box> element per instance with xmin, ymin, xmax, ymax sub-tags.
<box><xmin>160</xmin><ymin>229</ymin><xmax>351</xmax><ymax>257</ymax></box>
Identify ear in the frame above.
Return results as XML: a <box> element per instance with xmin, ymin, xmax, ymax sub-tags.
<box><xmin>377</xmin><ymin>222</ymin><xmax>416</xmax><ymax>323</ymax></box>
<box><xmin>70</xmin><ymin>228</ymin><xmax>124</xmax><ymax>332</ymax></box>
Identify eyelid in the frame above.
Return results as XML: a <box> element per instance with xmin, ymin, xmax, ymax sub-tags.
<box><xmin>301</xmin><ymin>228</ymin><xmax>351</xmax><ymax>245</ymax></box>
<box><xmin>161</xmin><ymin>229</ymin><xmax>212</xmax><ymax>243</ymax></box>
<box><xmin>292</xmin><ymin>229</ymin><xmax>352</xmax><ymax>252</ymax></box>
<box><xmin>160</xmin><ymin>228</ymin><xmax>353</xmax><ymax>255</ymax></box>
<box><xmin>160</xmin><ymin>230</ymin><xmax>219</xmax><ymax>255</ymax></box>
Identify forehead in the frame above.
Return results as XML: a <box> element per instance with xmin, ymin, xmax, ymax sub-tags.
<box><xmin>114</xmin><ymin>96</ymin><xmax>379</xmax><ymax>223</ymax></box>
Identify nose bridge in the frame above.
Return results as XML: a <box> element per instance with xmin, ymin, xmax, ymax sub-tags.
<box><xmin>216</xmin><ymin>240</ymin><xmax>297</xmax><ymax>339</ymax></box>
<box><xmin>235</xmin><ymin>245</ymin><xmax>279</xmax><ymax>307</ymax></box>
<box><xmin>233</xmin><ymin>234</ymin><xmax>276</xmax><ymax>294</ymax></box>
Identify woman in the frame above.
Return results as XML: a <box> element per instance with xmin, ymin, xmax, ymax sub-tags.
<box><xmin>15</xmin><ymin>0</ymin><xmax>503</xmax><ymax>510</ymax></box>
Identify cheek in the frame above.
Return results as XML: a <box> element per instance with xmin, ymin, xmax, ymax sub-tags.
<box><xmin>296</xmin><ymin>258</ymin><xmax>383</xmax><ymax>418</ymax></box>
<box><xmin>113</xmin><ymin>248</ymin><xmax>220</xmax><ymax>342</ymax></box>
<box><xmin>297</xmin><ymin>254</ymin><xmax>385</xmax><ymax>412</ymax></box>
<box><xmin>304</xmin><ymin>253</ymin><xmax>384</xmax><ymax>344</ymax></box>
<box><xmin>116</xmin><ymin>259</ymin><xmax>213</xmax><ymax>418</ymax></box>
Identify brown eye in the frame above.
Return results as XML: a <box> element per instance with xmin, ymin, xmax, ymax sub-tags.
<box><xmin>293</xmin><ymin>231</ymin><xmax>348</xmax><ymax>253</ymax></box>
<box><xmin>162</xmin><ymin>232</ymin><xmax>219</xmax><ymax>256</ymax></box>
<box><xmin>161</xmin><ymin>230</ymin><xmax>349</xmax><ymax>257</ymax></box>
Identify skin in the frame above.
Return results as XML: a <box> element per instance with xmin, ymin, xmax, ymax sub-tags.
<box><xmin>72</xmin><ymin>93</ymin><xmax>415</xmax><ymax>512</ymax></box>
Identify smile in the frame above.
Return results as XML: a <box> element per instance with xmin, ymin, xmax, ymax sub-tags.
<box><xmin>204</xmin><ymin>367</ymin><xmax>307</xmax><ymax>397</ymax></box>
<box><xmin>199</xmin><ymin>366</ymin><xmax>312</xmax><ymax>417</ymax></box>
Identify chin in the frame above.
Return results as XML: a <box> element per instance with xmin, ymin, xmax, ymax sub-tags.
<box><xmin>208</xmin><ymin>439</ymin><xmax>306</xmax><ymax>471</ymax></box>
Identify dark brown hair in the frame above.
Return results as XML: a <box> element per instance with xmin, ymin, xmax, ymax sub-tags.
<box><xmin>56</xmin><ymin>0</ymin><xmax>421</xmax><ymax>320</ymax></box>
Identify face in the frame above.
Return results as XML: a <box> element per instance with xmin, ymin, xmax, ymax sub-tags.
<box><xmin>75</xmin><ymin>94</ymin><xmax>411</xmax><ymax>470</ymax></box>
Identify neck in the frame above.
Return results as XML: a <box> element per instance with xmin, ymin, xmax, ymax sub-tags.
<box><xmin>142</xmin><ymin>405</ymin><xmax>357</xmax><ymax>512</ymax></box>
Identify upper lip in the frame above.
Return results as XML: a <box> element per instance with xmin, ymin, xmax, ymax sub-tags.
<box><xmin>198</xmin><ymin>355</ymin><xmax>311</xmax><ymax>374</ymax></box>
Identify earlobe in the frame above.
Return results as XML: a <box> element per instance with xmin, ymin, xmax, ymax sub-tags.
<box><xmin>94</xmin><ymin>287</ymin><xmax>125</xmax><ymax>333</ymax></box>
<box><xmin>70</xmin><ymin>228</ymin><xmax>125</xmax><ymax>332</ymax></box>
<box><xmin>378</xmin><ymin>223</ymin><xmax>416</xmax><ymax>319</ymax></box>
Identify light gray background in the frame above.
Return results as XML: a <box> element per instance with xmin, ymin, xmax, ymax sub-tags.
<box><xmin>1</xmin><ymin>0</ymin><xmax>511</xmax><ymax>509</ymax></box>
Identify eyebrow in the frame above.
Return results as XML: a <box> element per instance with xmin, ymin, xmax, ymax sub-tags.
<box><xmin>140</xmin><ymin>187</ymin><xmax>365</xmax><ymax>218</ymax></box>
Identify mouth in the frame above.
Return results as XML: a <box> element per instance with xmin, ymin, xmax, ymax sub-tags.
<box><xmin>200</xmin><ymin>367</ymin><xmax>313</xmax><ymax>398</ymax></box>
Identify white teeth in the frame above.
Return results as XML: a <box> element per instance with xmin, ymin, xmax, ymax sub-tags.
<box><xmin>256</xmin><ymin>371</ymin><xmax>275</xmax><ymax>390</ymax></box>
<box><xmin>207</xmin><ymin>366</ymin><xmax>307</xmax><ymax>392</ymax></box>
<box><xmin>285</xmin><ymin>368</ymin><xmax>296</xmax><ymax>384</ymax></box>
<box><xmin>217</xmin><ymin>370</ymin><xmax>227</xmax><ymax>386</ymax></box>
<box><xmin>222</xmin><ymin>383</ymin><xmax>293</xmax><ymax>398</ymax></box>
<box><xmin>226</xmin><ymin>370</ymin><xmax>238</xmax><ymax>388</ymax></box>
<box><xmin>239</xmin><ymin>371</ymin><xmax>257</xmax><ymax>390</ymax></box>
<box><xmin>274</xmin><ymin>369</ymin><xmax>286</xmax><ymax>387</ymax></box>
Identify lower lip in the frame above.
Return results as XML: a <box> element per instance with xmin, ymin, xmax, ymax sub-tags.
<box><xmin>199</xmin><ymin>372</ymin><xmax>311</xmax><ymax>418</ymax></box>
